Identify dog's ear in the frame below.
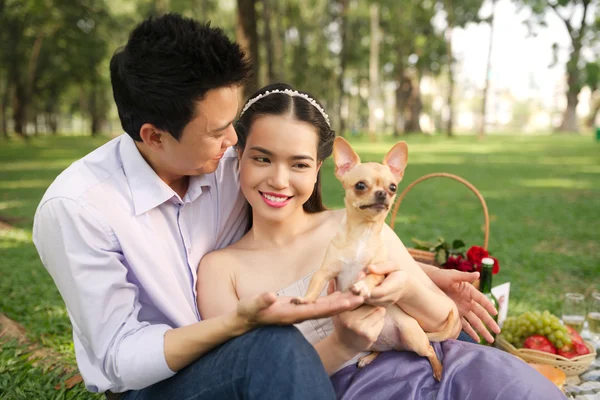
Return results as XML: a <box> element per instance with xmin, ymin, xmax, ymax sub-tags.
<box><xmin>333</xmin><ymin>137</ymin><xmax>361</xmax><ymax>179</ymax></box>
<box><xmin>383</xmin><ymin>141</ymin><xmax>408</xmax><ymax>182</ymax></box>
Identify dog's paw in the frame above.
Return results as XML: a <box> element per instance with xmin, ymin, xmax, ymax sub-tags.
<box><xmin>350</xmin><ymin>281</ymin><xmax>371</xmax><ymax>299</ymax></box>
<box><xmin>290</xmin><ymin>297</ymin><xmax>307</xmax><ymax>305</ymax></box>
<box><xmin>357</xmin><ymin>353</ymin><xmax>378</xmax><ymax>368</ymax></box>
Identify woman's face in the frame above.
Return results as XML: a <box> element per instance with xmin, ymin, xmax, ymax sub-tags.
<box><xmin>239</xmin><ymin>115</ymin><xmax>321</xmax><ymax>224</ymax></box>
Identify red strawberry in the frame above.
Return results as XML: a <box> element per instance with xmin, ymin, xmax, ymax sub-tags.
<box><xmin>523</xmin><ymin>335</ymin><xmax>558</xmax><ymax>354</ymax></box>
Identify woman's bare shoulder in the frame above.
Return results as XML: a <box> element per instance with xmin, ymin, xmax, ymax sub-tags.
<box><xmin>198</xmin><ymin>245</ymin><xmax>245</xmax><ymax>277</ymax></box>
<box><xmin>322</xmin><ymin>208</ymin><xmax>346</xmax><ymax>224</ymax></box>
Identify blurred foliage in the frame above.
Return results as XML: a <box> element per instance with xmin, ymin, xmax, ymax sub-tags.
<box><xmin>0</xmin><ymin>0</ymin><xmax>598</xmax><ymax>139</ymax></box>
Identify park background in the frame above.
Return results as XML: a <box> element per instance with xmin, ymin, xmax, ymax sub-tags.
<box><xmin>1</xmin><ymin>0</ymin><xmax>599</xmax><ymax>398</ymax></box>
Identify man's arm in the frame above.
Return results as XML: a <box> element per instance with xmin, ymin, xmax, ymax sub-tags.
<box><xmin>34</xmin><ymin>198</ymin><xmax>177</xmax><ymax>390</ymax></box>
<box><xmin>35</xmin><ymin>199</ymin><xmax>363</xmax><ymax>391</ymax></box>
<box><xmin>417</xmin><ymin>262</ymin><xmax>500</xmax><ymax>342</ymax></box>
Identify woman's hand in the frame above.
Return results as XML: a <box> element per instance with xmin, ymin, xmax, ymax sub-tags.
<box><xmin>235</xmin><ymin>289</ymin><xmax>365</xmax><ymax>329</ymax></box>
<box><xmin>363</xmin><ymin>261</ymin><xmax>409</xmax><ymax>307</ymax></box>
<box><xmin>427</xmin><ymin>267</ymin><xmax>501</xmax><ymax>343</ymax></box>
<box><xmin>327</xmin><ymin>281</ymin><xmax>386</xmax><ymax>356</ymax></box>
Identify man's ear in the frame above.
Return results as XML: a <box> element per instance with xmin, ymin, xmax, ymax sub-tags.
<box><xmin>383</xmin><ymin>141</ymin><xmax>408</xmax><ymax>182</ymax></box>
<box><xmin>139</xmin><ymin>123</ymin><xmax>165</xmax><ymax>151</ymax></box>
<box><xmin>333</xmin><ymin>137</ymin><xmax>360</xmax><ymax>179</ymax></box>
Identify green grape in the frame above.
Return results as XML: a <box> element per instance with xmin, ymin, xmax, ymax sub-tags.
<box><xmin>548</xmin><ymin>333</ymin><xmax>556</xmax><ymax>342</ymax></box>
<box><xmin>535</xmin><ymin>321</ymin><xmax>544</xmax><ymax>331</ymax></box>
<box><xmin>556</xmin><ymin>339</ymin><xmax>564</xmax><ymax>349</ymax></box>
<box><xmin>555</xmin><ymin>331</ymin><xmax>564</xmax><ymax>339</ymax></box>
<box><xmin>544</xmin><ymin>326</ymin><xmax>552</xmax><ymax>335</ymax></box>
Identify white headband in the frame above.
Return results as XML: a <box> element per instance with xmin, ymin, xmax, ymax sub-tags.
<box><xmin>239</xmin><ymin>89</ymin><xmax>331</xmax><ymax>128</ymax></box>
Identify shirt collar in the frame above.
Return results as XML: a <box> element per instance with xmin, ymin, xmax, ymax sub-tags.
<box><xmin>119</xmin><ymin>134</ymin><xmax>212</xmax><ymax>216</ymax></box>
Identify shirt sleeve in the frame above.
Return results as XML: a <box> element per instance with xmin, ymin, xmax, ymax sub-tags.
<box><xmin>214</xmin><ymin>158</ymin><xmax>250</xmax><ymax>250</ymax></box>
<box><xmin>33</xmin><ymin>198</ymin><xmax>176</xmax><ymax>391</ymax></box>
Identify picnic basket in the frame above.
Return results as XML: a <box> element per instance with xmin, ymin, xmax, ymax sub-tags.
<box><xmin>388</xmin><ymin>172</ymin><xmax>490</xmax><ymax>268</ymax></box>
<box><xmin>495</xmin><ymin>335</ymin><xmax>596</xmax><ymax>377</ymax></box>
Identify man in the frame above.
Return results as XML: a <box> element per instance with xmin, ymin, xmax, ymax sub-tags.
<box><xmin>33</xmin><ymin>13</ymin><xmax>497</xmax><ymax>399</ymax></box>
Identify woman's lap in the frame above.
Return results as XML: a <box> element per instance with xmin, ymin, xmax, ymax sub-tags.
<box><xmin>330</xmin><ymin>340</ymin><xmax>567</xmax><ymax>400</ymax></box>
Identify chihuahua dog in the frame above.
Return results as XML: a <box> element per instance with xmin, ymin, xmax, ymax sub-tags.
<box><xmin>291</xmin><ymin>137</ymin><xmax>458</xmax><ymax>381</ymax></box>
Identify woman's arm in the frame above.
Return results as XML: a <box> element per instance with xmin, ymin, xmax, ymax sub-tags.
<box><xmin>314</xmin><ymin>283</ymin><xmax>386</xmax><ymax>375</ymax></box>
<box><xmin>196</xmin><ymin>250</ymin><xmax>366</xmax><ymax>373</ymax></box>
<box><xmin>197</xmin><ymin>251</ymin><xmax>241</xmax><ymax>319</ymax></box>
<box><xmin>366</xmin><ymin>224</ymin><xmax>461</xmax><ymax>335</ymax></box>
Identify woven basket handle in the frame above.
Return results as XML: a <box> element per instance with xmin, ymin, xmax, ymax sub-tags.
<box><xmin>389</xmin><ymin>172</ymin><xmax>490</xmax><ymax>250</ymax></box>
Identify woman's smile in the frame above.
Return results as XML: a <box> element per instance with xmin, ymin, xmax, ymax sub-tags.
<box><xmin>259</xmin><ymin>191</ymin><xmax>294</xmax><ymax>208</ymax></box>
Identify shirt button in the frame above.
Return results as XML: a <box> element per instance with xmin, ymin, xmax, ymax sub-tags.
<box><xmin>187</xmin><ymin>247</ymin><xmax>192</xmax><ymax>255</ymax></box>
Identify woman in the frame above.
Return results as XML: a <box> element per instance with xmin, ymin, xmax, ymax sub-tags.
<box><xmin>197</xmin><ymin>83</ymin><xmax>565</xmax><ymax>399</ymax></box>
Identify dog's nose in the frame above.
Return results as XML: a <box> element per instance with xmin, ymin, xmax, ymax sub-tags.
<box><xmin>375</xmin><ymin>190</ymin><xmax>387</xmax><ymax>200</ymax></box>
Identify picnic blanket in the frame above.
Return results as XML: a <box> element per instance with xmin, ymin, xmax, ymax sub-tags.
<box><xmin>565</xmin><ymin>326</ymin><xmax>600</xmax><ymax>400</ymax></box>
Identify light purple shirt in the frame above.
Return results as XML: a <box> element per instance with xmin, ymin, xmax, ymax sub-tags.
<box><xmin>32</xmin><ymin>134</ymin><xmax>248</xmax><ymax>393</ymax></box>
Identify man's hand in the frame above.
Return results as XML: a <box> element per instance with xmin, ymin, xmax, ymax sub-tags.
<box><xmin>236</xmin><ymin>290</ymin><xmax>364</xmax><ymax>329</ymax></box>
<box><xmin>428</xmin><ymin>268</ymin><xmax>501</xmax><ymax>343</ymax></box>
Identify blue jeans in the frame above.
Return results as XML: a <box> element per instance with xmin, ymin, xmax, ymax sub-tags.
<box><xmin>457</xmin><ymin>330</ymin><xmax>477</xmax><ymax>343</ymax></box>
<box><xmin>121</xmin><ymin>325</ymin><xmax>335</xmax><ymax>400</ymax></box>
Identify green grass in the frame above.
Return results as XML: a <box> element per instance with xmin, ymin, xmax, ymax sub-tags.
<box><xmin>0</xmin><ymin>133</ymin><xmax>599</xmax><ymax>397</ymax></box>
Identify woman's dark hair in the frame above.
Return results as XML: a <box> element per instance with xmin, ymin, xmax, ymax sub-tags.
<box><xmin>235</xmin><ymin>83</ymin><xmax>335</xmax><ymax>214</ymax></box>
<box><xmin>110</xmin><ymin>13</ymin><xmax>251</xmax><ymax>141</ymax></box>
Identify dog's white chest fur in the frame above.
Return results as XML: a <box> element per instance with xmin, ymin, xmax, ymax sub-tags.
<box><xmin>335</xmin><ymin>227</ymin><xmax>383</xmax><ymax>292</ymax></box>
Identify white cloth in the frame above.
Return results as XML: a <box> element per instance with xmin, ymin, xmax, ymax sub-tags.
<box><xmin>276</xmin><ymin>270</ymin><xmax>368</xmax><ymax>372</ymax></box>
<box><xmin>32</xmin><ymin>134</ymin><xmax>248</xmax><ymax>393</ymax></box>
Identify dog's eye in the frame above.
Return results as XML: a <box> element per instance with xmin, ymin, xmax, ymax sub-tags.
<box><xmin>355</xmin><ymin>182</ymin><xmax>367</xmax><ymax>191</ymax></box>
<box><xmin>389</xmin><ymin>184</ymin><xmax>397</xmax><ymax>192</ymax></box>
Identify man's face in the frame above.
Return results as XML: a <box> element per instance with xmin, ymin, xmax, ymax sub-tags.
<box><xmin>159</xmin><ymin>85</ymin><xmax>240</xmax><ymax>177</ymax></box>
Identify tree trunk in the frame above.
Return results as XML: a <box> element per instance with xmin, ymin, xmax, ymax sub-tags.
<box><xmin>49</xmin><ymin>113</ymin><xmax>58</xmax><ymax>134</ymax></box>
<box><xmin>13</xmin><ymin>82</ymin><xmax>27</xmax><ymax>138</ymax></box>
<box><xmin>11</xmin><ymin>31</ymin><xmax>45</xmax><ymax>139</ymax></box>
<box><xmin>585</xmin><ymin>92</ymin><xmax>600</xmax><ymax>128</ymax></box>
<box><xmin>556</xmin><ymin>0</ymin><xmax>590</xmax><ymax>133</ymax></box>
<box><xmin>336</xmin><ymin>0</ymin><xmax>348</xmax><ymax>137</ymax></box>
<box><xmin>558</xmin><ymin>56</ymin><xmax>582</xmax><ymax>133</ymax></box>
<box><xmin>368</xmin><ymin>3</ymin><xmax>380</xmax><ymax>142</ymax></box>
<box><xmin>479</xmin><ymin>0</ymin><xmax>496</xmax><ymax>139</ymax></box>
<box><xmin>262</xmin><ymin>0</ymin><xmax>276</xmax><ymax>83</ymax></box>
<box><xmin>236</xmin><ymin>0</ymin><xmax>259</xmax><ymax>99</ymax></box>
<box><xmin>445</xmin><ymin>26</ymin><xmax>454</xmax><ymax>137</ymax></box>
<box><xmin>559</xmin><ymin>91</ymin><xmax>578</xmax><ymax>132</ymax></box>
<box><xmin>404</xmin><ymin>71</ymin><xmax>422</xmax><ymax>133</ymax></box>
<box><xmin>0</xmin><ymin>75</ymin><xmax>8</xmax><ymax>139</ymax></box>
<box><xmin>272</xmin><ymin>0</ymin><xmax>285</xmax><ymax>82</ymax></box>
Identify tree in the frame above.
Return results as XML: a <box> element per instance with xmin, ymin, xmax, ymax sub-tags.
<box><xmin>236</xmin><ymin>0</ymin><xmax>260</xmax><ymax>99</ymax></box>
<box><xmin>334</xmin><ymin>0</ymin><xmax>349</xmax><ymax>137</ymax></box>
<box><xmin>378</xmin><ymin>0</ymin><xmax>444</xmax><ymax>135</ymax></box>
<box><xmin>368</xmin><ymin>3</ymin><xmax>380</xmax><ymax>141</ymax></box>
<box><xmin>438</xmin><ymin>0</ymin><xmax>485</xmax><ymax>136</ymax></box>
<box><xmin>1</xmin><ymin>0</ymin><xmax>112</xmax><ymax>138</ymax></box>
<box><xmin>518</xmin><ymin>0</ymin><xmax>599</xmax><ymax>132</ymax></box>
<box><xmin>584</xmin><ymin>61</ymin><xmax>600</xmax><ymax>128</ymax></box>
<box><xmin>479</xmin><ymin>0</ymin><xmax>498</xmax><ymax>138</ymax></box>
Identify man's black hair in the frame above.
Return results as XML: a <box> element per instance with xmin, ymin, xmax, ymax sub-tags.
<box><xmin>110</xmin><ymin>13</ymin><xmax>251</xmax><ymax>141</ymax></box>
